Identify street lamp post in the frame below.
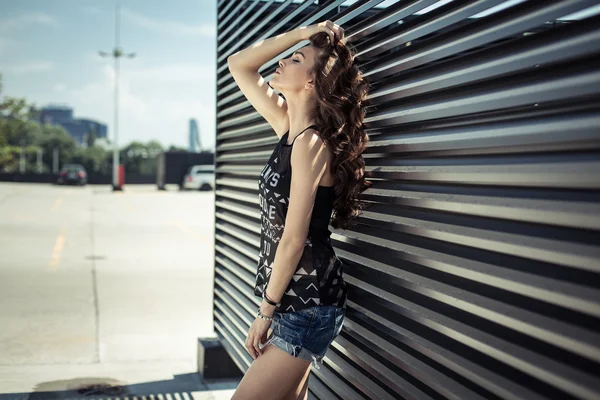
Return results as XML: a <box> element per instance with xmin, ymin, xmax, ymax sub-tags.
<box><xmin>99</xmin><ymin>0</ymin><xmax>135</xmax><ymax>191</ymax></box>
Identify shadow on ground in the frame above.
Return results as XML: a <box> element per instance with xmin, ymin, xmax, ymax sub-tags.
<box><xmin>0</xmin><ymin>372</ymin><xmax>238</xmax><ymax>400</ymax></box>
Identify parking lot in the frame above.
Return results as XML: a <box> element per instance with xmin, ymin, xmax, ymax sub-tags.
<box><xmin>0</xmin><ymin>182</ymin><xmax>236</xmax><ymax>399</ymax></box>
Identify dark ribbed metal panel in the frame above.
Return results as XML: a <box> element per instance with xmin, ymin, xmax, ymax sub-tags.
<box><xmin>214</xmin><ymin>1</ymin><xmax>600</xmax><ymax>399</ymax></box>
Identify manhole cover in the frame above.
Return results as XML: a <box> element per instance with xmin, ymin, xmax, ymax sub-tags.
<box><xmin>75</xmin><ymin>383</ymin><xmax>124</xmax><ymax>396</ymax></box>
<box><xmin>85</xmin><ymin>255</ymin><xmax>106</xmax><ymax>260</ymax></box>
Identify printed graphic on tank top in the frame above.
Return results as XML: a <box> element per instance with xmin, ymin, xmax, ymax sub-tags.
<box><xmin>254</xmin><ymin>125</ymin><xmax>348</xmax><ymax>313</ymax></box>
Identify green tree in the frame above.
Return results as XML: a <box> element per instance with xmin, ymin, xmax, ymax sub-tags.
<box><xmin>85</xmin><ymin>126</ymin><xmax>97</xmax><ymax>148</ymax></box>
<box><xmin>167</xmin><ymin>144</ymin><xmax>188</xmax><ymax>152</ymax></box>
<box><xmin>0</xmin><ymin>73</ymin><xmax>47</xmax><ymax>172</ymax></box>
<box><xmin>1</xmin><ymin>74</ymin><xmax>163</xmax><ymax>176</ymax></box>
<box><xmin>0</xmin><ymin>74</ymin><xmax>41</xmax><ymax>148</ymax></box>
<box><xmin>118</xmin><ymin>140</ymin><xmax>164</xmax><ymax>175</ymax></box>
<box><xmin>147</xmin><ymin>140</ymin><xmax>163</xmax><ymax>155</ymax></box>
<box><xmin>121</xmin><ymin>141</ymin><xmax>145</xmax><ymax>174</ymax></box>
<box><xmin>70</xmin><ymin>144</ymin><xmax>108</xmax><ymax>173</ymax></box>
<box><xmin>36</xmin><ymin>123</ymin><xmax>78</xmax><ymax>171</ymax></box>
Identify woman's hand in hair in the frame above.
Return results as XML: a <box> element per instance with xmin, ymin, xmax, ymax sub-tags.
<box><xmin>300</xmin><ymin>20</ymin><xmax>345</xmax><ymax>45</ymax></box>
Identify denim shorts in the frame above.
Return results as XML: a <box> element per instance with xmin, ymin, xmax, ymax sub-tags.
<box><xmin>259</xmin><ymin>305</ymin><xmax>345</xmax><ymax>369</ymax></box>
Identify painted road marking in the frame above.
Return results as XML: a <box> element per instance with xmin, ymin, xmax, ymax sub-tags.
<box><xmin>173</xmin><ymin>221</ymin><xmax>210</xmax><ymax>244</ymax></box>
<box><xmin>51</xmin><ymin>197</ymin><xmax>63</xmax><ymax>211</ymax></box>
<box><xmin>12</xmin><ymin>213</ymin><xmax>31</xmax><ymax>221</ymax></box>
<box><xmin>48</xmin><ymin>229</ymin><xmax>66</xmax><ymax>271</ymax></box>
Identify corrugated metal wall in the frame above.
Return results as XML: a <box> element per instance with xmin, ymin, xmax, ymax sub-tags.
<box><xmin>213</xmin><ymin>1</ymin><xmax>600</xmax><ymax>399</ymax></box>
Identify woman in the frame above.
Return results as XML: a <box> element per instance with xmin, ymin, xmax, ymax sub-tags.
<box><xmin>228</xmin><ymin>20</ymin><xmax>372</xmax><ymax>400</ymax></box>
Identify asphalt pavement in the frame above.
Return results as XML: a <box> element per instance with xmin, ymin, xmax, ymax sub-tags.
<box><xmin>0</xmin><ymin>182</ymin><xmax>237</xmax><ymax>399</ymax></box>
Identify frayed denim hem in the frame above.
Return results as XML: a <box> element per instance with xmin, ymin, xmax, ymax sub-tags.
<box><xmin>259</xmin><ymin>333</ymin><xmax>325</xmax><ymax>369</ymax></box>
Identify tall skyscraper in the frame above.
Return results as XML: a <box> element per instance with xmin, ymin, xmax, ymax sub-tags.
<box><xmin>188</xmin><ymin>118</ymin><xmax>201</xmax><ymax>152</ymax></box>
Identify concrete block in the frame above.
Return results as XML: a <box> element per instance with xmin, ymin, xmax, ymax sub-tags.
<box><xmin>197</xmin><ymin>337</ymin><xmax>243</xmax><ymax>380</ymax></box>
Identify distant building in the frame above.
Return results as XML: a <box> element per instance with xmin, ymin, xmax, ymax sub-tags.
<box><xmin>188</xmin><ymin>118</ymin><xmax>201</xmax><ymax>152</ymax></box>
<box><xmin>38</xmin><ymin>105</ymin><xmax>108</xmax><ymax>147</ymax></box>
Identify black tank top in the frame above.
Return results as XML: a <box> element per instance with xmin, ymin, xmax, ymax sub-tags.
<box><xmin>254</xmin><ymin>125</ymin><xmax>348</xmax><ymax>313</ymax></box>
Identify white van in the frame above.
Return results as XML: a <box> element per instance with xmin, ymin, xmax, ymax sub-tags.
<box><xmin>182</xmin><ymin>164</ymin><xmax>215</xmax><ymax>191</ymax></box>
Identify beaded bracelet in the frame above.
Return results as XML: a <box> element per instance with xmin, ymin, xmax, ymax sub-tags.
<box><xmin>256</xmin><ymin>306</ymin><xmax>274</xmax><ymax>321</ymax></box>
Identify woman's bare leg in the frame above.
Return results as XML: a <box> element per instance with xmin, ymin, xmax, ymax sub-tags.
<box><xmin>231</xmin><ymin>342</ymin><xmax>311</xmax><ymax>400</ymax></box>
<box><xmin>285</xmin><ymin>365</ymin><xmax>310</xmax><ymax>400</ymax></box>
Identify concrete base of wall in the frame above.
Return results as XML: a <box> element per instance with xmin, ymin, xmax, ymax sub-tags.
<box><xmin>197</xmin><ymin>337</ymin><xmax>243</xmax><ymax>381</ymax></box>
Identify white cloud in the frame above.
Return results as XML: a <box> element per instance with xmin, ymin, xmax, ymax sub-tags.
<box><xmin>130</xmin><ymin>64</ymin><xmax>215</xmax><ymax>83</ymax></box>
<box><xmin>0</xmin><ymin>12</ymin><xmax>60</xmax><ymax>59</ymax></box>
<box><xmin>0</xmin><ymin>61</ymin><xmax>54</xmax><ymax>74</ymax></box>
<box><xmin>70</xmin><ymin>65</ymin><xmax>147</xmax><ymax>121</ymax></box>
<box><xmin>59</xmin><ymin>63</ymin><xmax>216</xmax><ymax>150</ymax></box>
<box><xmin>1</xmin><ymin>8</ymin><xmax>215</xmax><ymax>150</ymax></box>
<box><xmin>0</xmin><ymin>12</ymin><xmax>60</xmax><ymax>33</ymax></box>
<box><xmin>121</xmin><ymin>7</ymin><xmax>215</xmax><ymax>37</ymax></box>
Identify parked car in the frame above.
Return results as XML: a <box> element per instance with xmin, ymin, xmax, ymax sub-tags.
<box><xmin>156</xmin><ymin>150</ymin><xmax>214</xmax><ymax>190</ymax></box>
<box><xmin>182</xmin><ymin>164</ymin><xmax>214</xmax><ymax>191</ymax></box>
<box><xmin>57</xmin><ymin>164</ymin><xmax>87</xmax><ymax>186</ymax></box>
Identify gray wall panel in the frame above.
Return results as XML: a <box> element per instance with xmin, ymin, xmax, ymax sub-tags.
<box><xmin>214</xmin><ymin>1</ymin><xmax>600</xmax><ymax>399</ymax></box>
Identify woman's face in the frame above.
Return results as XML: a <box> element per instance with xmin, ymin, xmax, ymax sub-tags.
<box><xmin>270</xmin><ymin>45</ymin><xmax>318</xmax><ymax>94</ymax></box>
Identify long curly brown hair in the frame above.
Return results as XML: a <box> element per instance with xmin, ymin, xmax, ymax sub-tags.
<box><xmin>307</xmin><ymin>31</ymin><xmax>372</xmax><ymax>231</ymax></box>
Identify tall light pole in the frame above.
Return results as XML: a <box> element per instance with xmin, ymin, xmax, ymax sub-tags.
<box><xmin>99</xmin><ymin>0</ymin><xmax>135</xmax><ymax>191</ymax></box>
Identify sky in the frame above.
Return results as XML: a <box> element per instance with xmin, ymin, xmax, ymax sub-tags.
<box><xmin>0</xmin><ymin>0</ymin><xmax>217</xmax><ymax>151</ymax></box>
<box><xmin>1</xmin><ymin>0</ymin><xmax>597</xmax><ymax>151</ymax></box>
